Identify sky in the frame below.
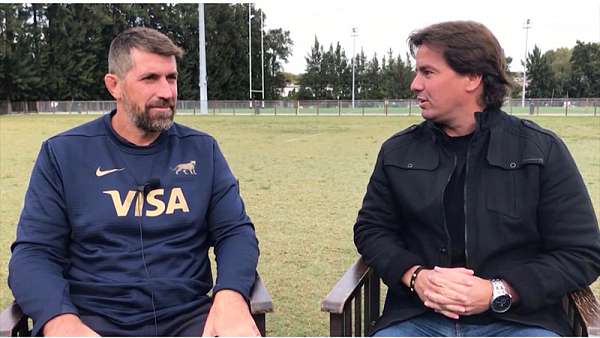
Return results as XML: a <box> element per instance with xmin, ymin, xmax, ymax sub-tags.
<box><xmin>255</xmin><ymin>0</ymin><xmax>600</xmax><ymax>74</ymax></box>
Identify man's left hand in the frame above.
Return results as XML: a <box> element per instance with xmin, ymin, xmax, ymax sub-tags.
<box><xmin>202</xmin><ymin>289</ymin><xmax>261</xmax><ymax>337</ymax></box>
<box><xmin>423</xmin><ymin>267</ymin><xmax>493</xmax><ymax>316</ymax></box>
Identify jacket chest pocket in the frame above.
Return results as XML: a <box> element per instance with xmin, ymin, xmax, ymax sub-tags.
<box><xmin>384</xmin><ymin>147</ymin><xmax>441</xmax><ymax>217</ymax></box>
<box><xmin>485</xmin><ymin>157</ymin><xmax>543</xmax><ymax>219</ymax></box>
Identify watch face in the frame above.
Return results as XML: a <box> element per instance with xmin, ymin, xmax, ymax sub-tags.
<box><xmin>492</xmin><ymin>294</ymin><xmax>511</xmax><ymax>313</ymax></box>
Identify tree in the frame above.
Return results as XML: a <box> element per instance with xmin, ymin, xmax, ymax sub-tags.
<box><xmin>165</xmin><ymin>4</ymin><xmax>200</xmax><ymax>100</ymax></box>
<box><xmin>320</xmin><ymin>43</ymin><xmax>336</xmax><ymax>99</ymax></box>
<box><xmin>569</xmin><ymin>41</ymin><xmax>600</xmax><ymax>97</ymax></box>
<box><xmin>204</xmin><ymin>4</ymin><xmax>247</xmax><ymax>100</ymax></box>
<box><xmin>331</xmin><ymin>42</ymin><xmax>351</xmax><ymax>99</ymax></box>
<box><xmin>281</xmin><ymin>72</ymin><xmax>299</xmax><ymax>85</ymax></box>
<box><xmin>363</xmin><ymin>53</ymin><xmax>383</xmax><ymax>99</ymax></box>
<box><xmin>19</xmin><ymin>4</ymin><xmax>49</xmax><ymax>99</ymax></box>
<box><xmin>40</xmin><ymin>4</ymin><xmax>115</xmax><ymax>100</ymax></box>
<box><xmin>505</xmin><ymin>56</ymin><xmax>523</xmax><ymax>99</ymax></box>
<box><xmin>381</xmin><ymin>50</ymin><xmax>414</xmax><ymax>99</ymax></box>
<box><xmin>299</xmin><ymin>39</ymin><xmax>416</xmax><ymax>100</ymax></box>
<box><xmin>354</xmin><ymin>49</ymin><xmax>367</xmax><ymax>99</ymax></box>
<box><xmin>299</xmin><ymin>36</ymin><xmax>325</xmax><ymax>99</ymax></box>
<box><xmin>0</xmin><ymin>3</ymin><xmax>46</xmax><ymax>108</ymax></box>
<box><xmin>544</xmin><ymin>47</ymin><xmax>572</xmax><ymax>98</ymax></box>
<box><xmin>263</xmin><ymin>28</ymin><xmax>293</xmax><ymax>99</ymax></box>
<box><xmin>525</xmin><ymin>45</ymin><xmax>555</xmax><ymax>98</ymax></box>
<box><xmin>1</xmin><ymin>3</ymin><xmax>293</xmax><ymax>102</ymax></box>
<box><xmin>203</xmin><ymin>4</ymin><xmax>293</xmax><ymax>100</ymax></box>
<box><xmin>316</xmin><ymin>42</ymin><xmax>352</xmax><ymax>99</ymax></box>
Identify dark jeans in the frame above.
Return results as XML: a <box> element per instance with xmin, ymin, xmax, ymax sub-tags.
<box><xmin>373</xmin><ymin>312</ymin><xmax>559</xmax><ymax>337</ymax></box>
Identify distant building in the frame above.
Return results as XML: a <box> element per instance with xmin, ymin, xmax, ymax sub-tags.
<box><xmin>282</xmin><ymin>84</ymin><xmax>300</xmax><ymax>98</ymax></box>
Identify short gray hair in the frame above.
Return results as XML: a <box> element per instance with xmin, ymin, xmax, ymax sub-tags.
<box><xmin>108</xmin><ymin>27</ymin><xmax>184</xmax><ymax>77</ymax></box>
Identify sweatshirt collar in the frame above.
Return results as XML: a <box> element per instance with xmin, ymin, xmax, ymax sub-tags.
<box><xmin>103</xmin><ymin>110</ymin><xmax>169</xmax><ymax>154</ymax></box>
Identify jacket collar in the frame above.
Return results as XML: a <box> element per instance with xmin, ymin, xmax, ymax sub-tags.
<box><xmin>417</xmin><ymin>109</ymin><xmax>545</xmax><ymax>170</ymax></box>
<box><xmin>425</xmin><ymin>109</ymin><xmax>505</xmax><ymax>141</ymax></box>
<box><xmin>474</xmin><ymin>108</ymin><xmax>505</xmax><ymax>131</ymax></box>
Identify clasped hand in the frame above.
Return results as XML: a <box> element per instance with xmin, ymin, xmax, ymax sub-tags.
<box><xmin>414</xmin><ymin>266</ymin><xmax>492</xmax><ymax>319</ymax></box>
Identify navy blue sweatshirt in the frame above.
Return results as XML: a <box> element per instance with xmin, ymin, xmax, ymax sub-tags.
<box><xmin>9</xmin><ymin>112</ymin><xmax>259</xmax><ymax>335</ymax></box>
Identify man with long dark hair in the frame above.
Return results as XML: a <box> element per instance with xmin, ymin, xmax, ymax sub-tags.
<box><xmin>354</xmin><ymin>21</ymin><xmax>600</xmax><ymax>336</ymax></box>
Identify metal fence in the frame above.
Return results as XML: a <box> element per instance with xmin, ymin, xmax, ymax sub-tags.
<box><xmin>2</xmin><ymin>98</ymin><xmax>599</xmax><ymax>116</ymax></box>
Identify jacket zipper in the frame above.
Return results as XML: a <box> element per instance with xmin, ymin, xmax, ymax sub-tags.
<box><xmin>464</xmin><ymin>140</ymin><xmax>473</xmax><ymax>267</ymax></box>
<box><xmin>441</xmin><ymin>155</ymin><xmax>457</xmax><ymax>266</ymax></box>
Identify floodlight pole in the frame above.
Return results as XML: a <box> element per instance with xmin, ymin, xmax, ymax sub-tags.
<box><xmin>521</xmin><ymin>19</ymin><xmax>531</xmax><ymax>108</ymax></box>
<box><xmin>261</xmin><ymin>8</ymin><xmax>265</xmax><ymax>103</ymax></box>
<box><xmin>249</xmin><ymin>3</ymin><xmax>252</xmax><ymax>103</ymax></box>
<box><xmin>351</xmin><ymin>27</ymin><xmax>358</xmax><ymax>109</ymax></box>
<box><xmin>198</xmin><ymin>4</ymin><xmax>208</xmax><ymax>114</ymax></box>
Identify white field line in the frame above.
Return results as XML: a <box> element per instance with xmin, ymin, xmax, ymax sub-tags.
<box><xmin>283</xmin><ymin>133</ymin><xmax>322</xmax><ymax>143</ymax></box>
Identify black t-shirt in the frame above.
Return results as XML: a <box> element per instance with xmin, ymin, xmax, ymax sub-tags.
<box><xmin>442</xmin><ymin>132</ymin><xmax>494</xmax><ymax>324</ymax></box>
<box><xmin>443</xmin><ymin>133</ymin><xmax>472</xmax><ymax>267</ymax></box>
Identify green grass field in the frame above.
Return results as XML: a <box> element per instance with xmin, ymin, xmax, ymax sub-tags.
<box><xmin>1</xmin><ymin>114</ymin><xmax>599</xmax><ymax>336</ymax></box>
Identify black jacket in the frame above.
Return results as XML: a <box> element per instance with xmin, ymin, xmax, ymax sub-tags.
<box><xmin>354</xmin><ymin>109</ymin><xmax>600</xmax><ymax>335</ymax></box>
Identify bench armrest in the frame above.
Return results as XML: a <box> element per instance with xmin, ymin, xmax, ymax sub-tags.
<box><xmin>569</xmin><ymin>286</ymin><xmax>600</xmax><ymax>336</ymax></box>
<box><xmin>0</xmin><ymin>302</ymin><xmax>28</xmax><ymax>336</ymax></box>
<box><xmin>322</xmin><ymin>257</ymin><xmax>370</xmax><ymax>314</ymax></box>
<box><xmin>250</xmin><ymin>274</ymin><xmax>274</xmax><ymax>314</ymax></box>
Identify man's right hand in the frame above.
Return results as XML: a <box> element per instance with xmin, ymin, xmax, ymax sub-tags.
<box><xmin>403</xmin><ymin>265</ymin><xmax>475</xmax><ymax>319</ymax></box>
<box><xmin>43</xmin><ymin>314</ymin><xmax>100</xmax><ymax>337</ymax></box>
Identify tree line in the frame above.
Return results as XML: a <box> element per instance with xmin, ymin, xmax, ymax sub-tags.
<box><xmin>525</xmin><ymin>42</ymin><xmax>600</xmax><ymax>98</ymax></box>
<box><xmin>0</xmin><ymin>3</ymin><xmax>292</xmax><ymax>105</ymax></box>
<box><xmin>1</xmin><ymin>3</ymin><xmax>598</xmax><ymax>106</ymax></box>
<box><xmin>295</xmin><ymin>37</ymin><xmax>599</xmax><ymax>100</ymax></box>
<box><xmin>295</xmin><ymin>37</ymin><xmax>414</xmax><ymax>100</ymax></box>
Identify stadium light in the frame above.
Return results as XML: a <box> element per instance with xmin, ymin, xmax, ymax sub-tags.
<box><xmin>261</xmin><ymin>8</ymin><xmax>265</xmax><ymax>104</ymax></box>
<box><xmin>249</xmin><ymin>4</ymin><xmax>253</xmax><ymax>102</ymax></box>
<box><xmin>522</xmin><ymin>18</ymin><xmax>531</xmax><ymax>108</ymax></box>
<box><xmin>198</xmin><ymin>4</ymin><xmax>208</xmax><ymax>114</ymax></box>
<box><xmin>351</xmin><ymin>27</ymin><xmax>358</xmax><ymax>109</ymax></box>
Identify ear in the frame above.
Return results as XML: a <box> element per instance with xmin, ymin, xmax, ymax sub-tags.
<box><xmin>465</xmin><ymin>73</ymin><xmax>483</xmax><ymax>93</ymax></box>
<box><xmin>104</xmin><ymin>73</ymin><xmax>122</xmax><ymax>100</ymax></box>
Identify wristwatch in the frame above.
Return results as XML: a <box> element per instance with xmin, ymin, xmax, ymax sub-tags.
<box><xmin>490</xmin><ymin>279</ymin><xmax>512</xmax><ymax>313</ymax></box>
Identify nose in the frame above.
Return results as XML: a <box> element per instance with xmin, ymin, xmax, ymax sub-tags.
<box><xmin>410</xmin><ymin>74</ymin><xmax>423</xmax><ymax>93</ymax></box>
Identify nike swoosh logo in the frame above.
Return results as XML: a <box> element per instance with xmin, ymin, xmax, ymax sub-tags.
<box><xmin>96</xmin><ymin>167</ymin><xmax>125</xmax><ymax>177</ymax></box>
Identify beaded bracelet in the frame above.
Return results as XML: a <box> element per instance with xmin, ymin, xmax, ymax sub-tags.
<box><xmin>409</xmin><ymin>266</ymin><xmax>427</xmax><ymax>293</ymax></box>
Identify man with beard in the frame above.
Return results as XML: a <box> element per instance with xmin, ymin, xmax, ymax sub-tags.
<box><xmin>354</xmin><ymin>21</ymin><xmax>600</xmax><ymax>336</ymax></box>
<box><xmin>9</xmin><ymin>27</ymin><xmax>260</xmax><ymax>336</ymax></box>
